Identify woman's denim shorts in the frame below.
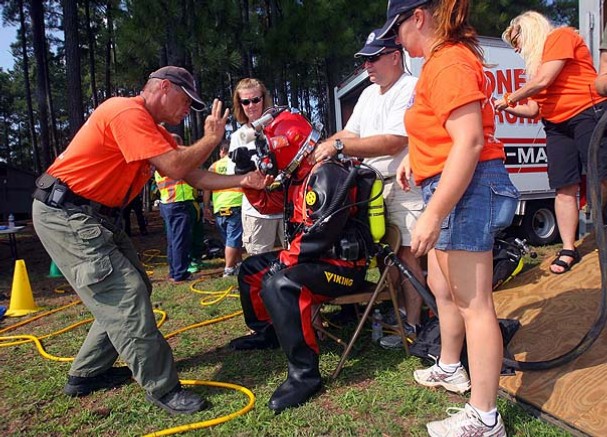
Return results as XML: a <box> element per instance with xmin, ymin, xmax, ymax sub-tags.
<box><xmin>421</xmin><ymin>159</ymin><xmax>519</xmax><ymax>252</ymax></box>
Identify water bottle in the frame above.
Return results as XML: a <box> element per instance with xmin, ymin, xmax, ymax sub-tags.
<box><xmin>8</xmin><ymin>213</ymin><xmax>15</xmax><ymax>228</ymax></box>
<box><xmin>371</xmin><ymin>309</ymin><xmax>383</xmax><ymax>342</ymax></box>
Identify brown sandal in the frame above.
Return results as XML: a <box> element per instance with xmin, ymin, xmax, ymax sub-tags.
<box><xmin>550</xmin><ymin>248</ymin><xmax>581</xmax><ymax>274</ymax></box>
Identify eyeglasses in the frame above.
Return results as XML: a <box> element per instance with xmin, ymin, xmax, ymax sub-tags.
<box><xmin>510</xmin><ymin>29</ymin><xmax>521</xmax><ymax>49</ymax></box>
<box><xmin>240</xmin><ymin>96</ymin><xmax>263</xmax><ymax>106</ymax></box>
<box><xmin>395</xmin><ymin>10</ymin><xmax>414</xmax><ymax>28</ymax></box>
<box><xmin>365</xmin><ymin>50</ymin><xmax>399</xmax><ymax>64</ymax></box>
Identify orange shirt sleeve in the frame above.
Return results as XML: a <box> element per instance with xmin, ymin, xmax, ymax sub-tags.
<box><xmin>542</xmin><ymin>27</ymin><xmax>575</xmax><ymax>63</ymax></box>
<box><xmin>427</xmin><ymin>61</ymin><xmax>486</xmax><ymax>127</ymax></box>
<box><xmin>109</xmin><ymin>107</ymin><xmax>177</xmax><ymax>163</ymax></box>
<box><xmin>534</xmin><ymin>27</ymin><xmax>606</xmax><ymax>122</ymax></box>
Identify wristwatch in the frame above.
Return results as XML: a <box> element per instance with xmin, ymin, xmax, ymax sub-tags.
<box><xmin>333</xmin><ymin>139</ymin><xmax>344</xmax><ymax>152</ymax></box>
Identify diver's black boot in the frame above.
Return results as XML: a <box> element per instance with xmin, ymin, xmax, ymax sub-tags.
<box><xmin>268</xmin><ymin>353</ymin><xmax>322</xmax><ymax>413</ymax></box>
<box><xmin>229</xmin><ymin>325</ymin><xmax>279</xmax><ymax>350</ymax></box>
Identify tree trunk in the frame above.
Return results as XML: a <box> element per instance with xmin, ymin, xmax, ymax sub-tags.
<box><xmin>104</xmin><ymin>0</ymin><xmax>113</xmax><ymax>99</ymax></box>
<box><xmin>2</xmin><ymin>111</ymin><xmax>10</xmax><ymax>165</ymax></box>
<box><xmin>85</xmin><ymin>0</ymin><xmax>99</xmax><ymax>108</ymax></box>
<box><xmin>29</xmin><ymin>0</ymin><xmax>52</xmax><ymax>169</ymax></box>
<box><xmin>289</xmin><ymin>69</ymin><xmax>299</xmax><ymax>110</ymax></box>
<box><xmin>62</xmin><ymin>0</ymin><xmax>85</xmax><ymax>139</ymax></box>
<box><xmin>323</xmin><ymin>58</ymin><xmax>336</xmax><ymax>136</ymax></box>
<box><xmin>239</xmin><ymin>0</ymin><xmax>253</xmax><ymax>77</ymax></box>
<box><xmin>18</xmin><ymin>0</ymin><xmax>40</xmax><ymax>173</ymax></box>
<box><xmin>43</xmin><ymin>37</ymin><xmax>60</xmax><ymax>156</ymax></box>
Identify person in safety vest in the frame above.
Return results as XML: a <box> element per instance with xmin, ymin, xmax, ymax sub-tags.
<box><xmin>228</xmin><ymin>108</ymin><xmax>377</xmax><ymax>413</ymax></box>
<box><xmin>32</xmin><ymin>66</ymin><xmax>269</xmax><ymax>416</ymax></box>
<box><xmin>154</xmin><ymin>133</ymin><xmax>201</xmax><ymax>283</ymax></box>
<box><xmin>204</xmin><ymin>140</ymin><xmax>244</xmax><ymax>276</ymax></box>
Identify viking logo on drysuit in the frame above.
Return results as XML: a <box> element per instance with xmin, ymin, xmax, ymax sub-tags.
<box><xmin>324</xmin><ymin>271</ymin><xmax>354</xmax><ymax>287</ymax></box>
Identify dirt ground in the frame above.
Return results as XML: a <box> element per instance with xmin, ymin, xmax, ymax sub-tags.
<box><xmin>0</xmin><ymin>210</ymin><xmax>174</xmax><ymax>309</ymax></box>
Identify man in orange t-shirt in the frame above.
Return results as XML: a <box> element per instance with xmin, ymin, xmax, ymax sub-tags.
<box><xmin>32</xmin><ymin>66</ymin><xmax>268</xmax><ymax>415</ymax></box>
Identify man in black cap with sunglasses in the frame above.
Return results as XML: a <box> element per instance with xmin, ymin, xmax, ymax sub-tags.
<box><xmin>313</xmin><ymin>29</ymin><xmax>426</xmax><ymax>341</ymax></box>
<box><xmin>32</xmin><ymin>65</ymin><xmax>268</xmax><ymax>415</ymax></box>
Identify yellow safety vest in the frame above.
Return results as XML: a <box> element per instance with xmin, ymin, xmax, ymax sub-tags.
<box><xmin>209</xmin><ymin>156</ymin><xmax>243</xmax><ymax>214</ymax></box>
<box><xmin>154</xmin><ymin>171</ymin><xmax>197</xmax><ymax>203</ymax></box>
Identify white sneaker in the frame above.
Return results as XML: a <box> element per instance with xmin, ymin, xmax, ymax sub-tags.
<box><xmin>223</xmin><ymin>262</ymin><xmax>241</xmax><ymax>277</ymax></box>
<box><xmin>413</xmin><ymin>356</ymin><xmax>471</xmax><ymax>394</ymax></box>
<box><xmin>427</xmin><ymin>403</ymin><xmax>506</xmax><ymax>437</ymax></box>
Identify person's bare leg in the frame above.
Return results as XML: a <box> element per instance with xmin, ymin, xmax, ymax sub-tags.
<box><xmin>426</xmin><ymin>249</ymin><xmax>465</xmax><ymax>364</ymax></box>
<box><xmin>551</xmin><ymin>184</ymin><xmax>579</xmax><ymax>273</ymax></box>
<box><xmin>436</xmin><ymin>249</ymin><xmax>501</xmax><ymax>411</ymax></box>
<box><xmin>224</xmin><ymin>246</ymin><xmax>241</xmax><ymax>269</ymax></box>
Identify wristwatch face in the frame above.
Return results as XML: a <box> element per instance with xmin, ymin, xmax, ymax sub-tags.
<box><xmin>334</xmin><ymin>139</ymin><xmax>344</xmax><ymax>151</ymax></box>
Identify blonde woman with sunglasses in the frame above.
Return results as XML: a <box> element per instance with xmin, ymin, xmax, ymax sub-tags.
<box><xmin>229</xmin><ymin>78</ymin><xmax>285</xmax><ymax>259</ymax></box>
<box><xmin>495</xmin><ymin>11</ymin><xmax>607</xmax><ymax>275</ymax></box>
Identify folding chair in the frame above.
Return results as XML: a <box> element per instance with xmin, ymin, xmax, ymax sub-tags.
<box><xmin>313</xmin><ymin>223</ymin><xmax>409</xmax><ymax>378</ymax></box>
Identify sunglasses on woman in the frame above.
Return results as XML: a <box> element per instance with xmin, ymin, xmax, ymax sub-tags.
<box><xmin>240</xmin><ymin>96</ymin><xmax>263</xmax><ymax>106</ymax></box>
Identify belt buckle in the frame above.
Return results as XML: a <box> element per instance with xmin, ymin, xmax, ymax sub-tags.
<box><xmin>219</xmin><ymin>207</ymin><xmax>232</xmax><ymax>216</ymax></box>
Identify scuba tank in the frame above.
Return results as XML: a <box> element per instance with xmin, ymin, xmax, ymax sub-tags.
<box><xmin>368</xmin><ymin>179</ymin><xmax>385</xmax><ymax>243</ymax></box>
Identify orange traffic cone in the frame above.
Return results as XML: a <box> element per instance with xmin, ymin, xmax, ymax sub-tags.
<box><xmin>5</xmin><ymin>259</ymin><xmax>39</xmax><ymax>317</ymax></box>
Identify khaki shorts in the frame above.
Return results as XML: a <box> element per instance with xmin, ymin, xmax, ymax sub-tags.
<box><xmin>242</xmin><ymin>214</ymin><xmax>285</xmax><ymax>255</ymax></box>
<box><xmin>383</xmin><ymin>180</ymin><xmax>424</xmax><ymax>246</ymax></box>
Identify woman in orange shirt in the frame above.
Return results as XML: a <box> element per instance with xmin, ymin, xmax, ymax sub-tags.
<box><xmin>379</xmin><ymin>0</ymin><xmax>518</xmax><ymax>435</ymax></box>
<box><xmin>495</xmin><ymin>11</ymin><xmax>607</xmax><ymax>274</ymax></box>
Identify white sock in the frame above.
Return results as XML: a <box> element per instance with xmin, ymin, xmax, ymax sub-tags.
<box><xmin>438</xmin><ymin>360</ymin><xmax>461</xmax><ymax>373</ymax></box>
<box><xmin>470</xmin><ymin>404</ymin><xmax>498</xmax><ymax>427</ymax></box>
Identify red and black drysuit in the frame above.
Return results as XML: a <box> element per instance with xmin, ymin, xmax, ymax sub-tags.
<box><xmin>234</xmin><ymin>157</ymin><xmax>375</xmax><ymax>410</ymax></box>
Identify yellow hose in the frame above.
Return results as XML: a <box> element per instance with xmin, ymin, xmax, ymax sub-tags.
<box><xmin>142</xmin><ymin>379</ymin><xmax>256</xmax><ymax>437</ymax></box>
<box><xmin>189</xmin><ymin>284</ymin><xmax>239</xmax><ymax>306</ymax></box>
<box><xmin>0</xmin><ymin>278</ymin><xmax>254</xmax><ymax>436</ymax></box>
<box><xmin>0</xmin><ymin>305</ymin><xmax>167</xmax><ymax>359</ymax></box>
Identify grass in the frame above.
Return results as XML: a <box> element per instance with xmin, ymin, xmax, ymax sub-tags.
<box><xmin>0</xmin><ymin>237</ymin><xmax>573</xmax><ymax>437</ymax></box>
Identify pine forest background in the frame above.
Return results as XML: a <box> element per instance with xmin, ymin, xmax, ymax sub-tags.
<box><xmin>0</xmin><ymin>0</ymin><xmax>577</xmax><ymax>174</ymax></box>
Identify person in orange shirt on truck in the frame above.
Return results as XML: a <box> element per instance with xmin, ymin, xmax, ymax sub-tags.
<box><xmin>380</xmin><ymin>0</ymin><xmax>519</xmax><ymax>435</ymax></box>
<box><xmin>495</xmin><ymin>11</ymin><xmax>607</xmax><ymax>274</ymax></box>
<box><xmin>32</xmin><ymin>66</ymin><xmax>268</xmax><ymax>416</ymax></box>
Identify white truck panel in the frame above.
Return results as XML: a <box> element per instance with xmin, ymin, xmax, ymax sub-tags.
<box><xmin>337</xmin><ymin>37</ymin><xmax>552</xmax><ymax>200</ymax></box>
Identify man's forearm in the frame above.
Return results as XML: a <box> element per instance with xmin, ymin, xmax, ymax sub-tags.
<box><xmin>185</xmin><ymin>168</ymin><xmax>246</xmax><ymax>191</ymax></box>
<box><xmin>169</xmin><ymin>135</ymin><xmax>220</xmax><ymax>175</ymax></box>
<box><xmin>149</xmin><ymin>135</ymin><xmax>221</xmax><ymax>180</ymax></box>
<box><xmin>341</xmin><ymin>134</ymin><xmax>406</xmax><ymax>157</ymax></box>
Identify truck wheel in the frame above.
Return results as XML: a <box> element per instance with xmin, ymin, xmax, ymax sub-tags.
<box><xmin>521</xmin><ymin>201</ymin><xmax>559</xmax><ymax>246</ymax></box>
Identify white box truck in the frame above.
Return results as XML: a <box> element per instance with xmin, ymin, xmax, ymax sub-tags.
<box><xmin>334</xmin><ymin>37</ymin><xmax>558</xmax><ymax>245</ymax></box>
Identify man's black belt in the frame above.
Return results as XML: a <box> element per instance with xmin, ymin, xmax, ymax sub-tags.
<box><xmin>33</xmin><ymin>173</ymin><xmax>120</xmax><ymax>218</ymax></box>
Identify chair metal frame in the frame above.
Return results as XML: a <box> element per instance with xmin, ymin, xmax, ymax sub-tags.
<box><xmin>313</xmin><ymin>224</ymin><xmax>409</xmax><ymax>378</ymax></box>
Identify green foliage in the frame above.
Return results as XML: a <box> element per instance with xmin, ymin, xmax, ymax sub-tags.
<box><xmin>0</xmin><ymin>0</ymin><xmax>583</xmax><ymax>171</ymax></box>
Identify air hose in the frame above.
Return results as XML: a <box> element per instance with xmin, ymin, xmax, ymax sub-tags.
<box><xmin>304</xmin><ymin>161</ymin><xmax>384</xmax><ymax>235</ymax></box>
<box><xmin>499</xmin><ymin>109</ymin><xmax>607</xmax><ymax>371</ymax></box>
<box><xmin>304</xmin><ymin>163</ymin><xmax>359</xmax><ymax>234</ymax></box>
<box><xmin>382</xmin><ymin>110</ymin><xmax>607</xmax><ymax>371</ymax></box>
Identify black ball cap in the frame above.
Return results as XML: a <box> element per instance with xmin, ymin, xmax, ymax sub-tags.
<box><xmin>148</xmin><ymin>66</ymin><xmax>206</xmax><ymax>111</ymax></box>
